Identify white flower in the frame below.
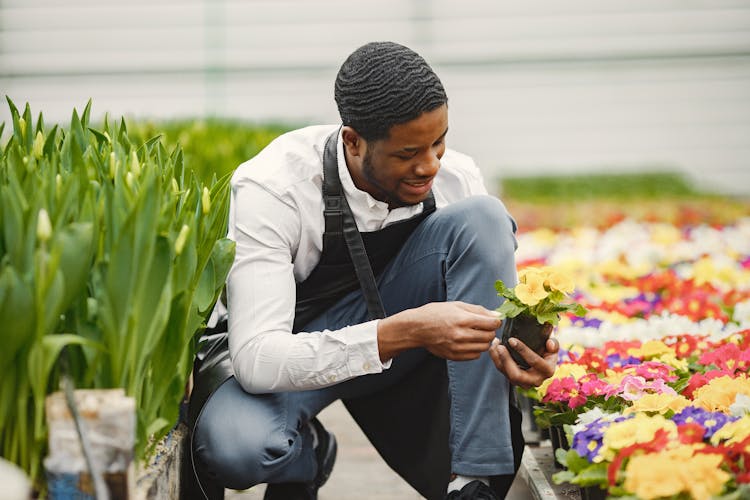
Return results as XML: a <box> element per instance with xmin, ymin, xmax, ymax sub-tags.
<box><xmin>729</xmin><ymin>394</ymin><xmax>750</xmax><ymax>417</ymax></box>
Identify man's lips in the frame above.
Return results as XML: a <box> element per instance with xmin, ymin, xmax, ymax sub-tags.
<box><xmin>401</xmin><ymin>178</ymin><xmax>433</xmax><ymax>196</ymax></box>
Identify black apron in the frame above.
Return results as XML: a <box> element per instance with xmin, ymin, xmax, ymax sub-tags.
<box><xmin>188</xmin><ymin>131</ymin><xmax>519</xmax><ymax>499</ymax></box>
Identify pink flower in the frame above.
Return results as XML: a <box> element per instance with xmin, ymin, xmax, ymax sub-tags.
<box><xmin>635</xmin><ymin>361</ymin><xmax>677</xmax><ymax>382</ymax></box>
<box><xmin>610</xmin><ymin>375</ymin><xmax>648</xmax><ymax>401</ymax></box>
<box><xmin>607</xmin><ymin>375</ymin><xmax>677</xmax><ymax>401</ymax></box>
<box><xmin>644</xmin><ymin>378</ymin><xmax>678</xmax><ymax>396</ymax></box>
<box><xmin>542</xmin><ymin>377</ymin><xmax>588</xmax><ymax>408</ymax></box>
<box><xmin>580</xmin><ymin>374</ymin><xmax>610</xmax><ymax>397</ymax></box>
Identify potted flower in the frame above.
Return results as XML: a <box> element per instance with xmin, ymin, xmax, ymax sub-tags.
<box><xmin>496</xmin><ymin>266</ymin><xmax>586</xmax><ymax>369</ymax></box>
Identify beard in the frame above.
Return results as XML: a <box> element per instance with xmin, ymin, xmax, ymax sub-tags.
<box><xmin>361</xmin><ymin>152</ymin><xmax>410</xmax><ymax>208</ymax></box>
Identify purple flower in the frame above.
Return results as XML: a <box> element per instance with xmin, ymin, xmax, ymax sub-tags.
<box><xmin>571</xmin><ymin>416</ymin><xmax>628</xmax><ymax>462</ymax></box>
<box><xmin>571</xmin><ymin>317</ymin><xmax>603</xmax><ymax>328</ymax></box>
<box><xmin>605</xmin><ymin>354</ymin><xmax>641</xmax><ymax>369</ymax></box>
<box><xmin>672</xmin><ymin>407</ymin><xmax>739</xmax><ymax>439</ymax></box>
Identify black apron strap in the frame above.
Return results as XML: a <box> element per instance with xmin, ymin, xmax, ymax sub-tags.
<box><xmin>322</xmin><ymin>130</ymin><xmax>386</xmax><ymax>320</ymax></box>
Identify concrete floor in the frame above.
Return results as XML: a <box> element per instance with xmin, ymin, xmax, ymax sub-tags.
<box><xmin>226</xmin><ymin>400</ymin><xmax>533</xmax><ymax>500</ymax></box>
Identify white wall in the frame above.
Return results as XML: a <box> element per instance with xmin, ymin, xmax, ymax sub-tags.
<box><xmin>2</xmin><ymin>0</ymin><xmax>750</xmax><ymax>195</ymax></box>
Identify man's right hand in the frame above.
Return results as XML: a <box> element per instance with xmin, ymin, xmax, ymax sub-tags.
<box><xmin>377</xmin><ymin>301</ymin><xmax>501</xmax><ymax>362</ymax></box>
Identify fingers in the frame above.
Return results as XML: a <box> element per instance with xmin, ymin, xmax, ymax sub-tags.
<box><xmin>546</xmin><ymin>337</ymin><xmax>560</xmax><ymax>354</ymax></box>
<box><xmin>453</xmin><ymin>302</ymin><xmax>503</xmax><ymax>331</ymax></box>
<box><xmin>493</xmin><ymin>337</ymin><xmax>558</xmax><ymax>388</ymax></box>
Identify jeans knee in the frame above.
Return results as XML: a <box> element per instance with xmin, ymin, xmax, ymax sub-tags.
<box><xmin>193</xmin><ymin>418</ymin><xmax>295</xmax><ymax>490</ymax></box>
<box><xmin>439</xmin><ymin>196</ymin><xmax>517</xmax><ymax>255</ymax></box>
<box><xmin>467</xmin><ymin>196</ymin><xmax>516</xmax><ymax>236</ymax></box>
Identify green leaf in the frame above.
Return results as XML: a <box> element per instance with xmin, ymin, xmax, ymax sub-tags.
<box><xmin>88</xmin><ymin>127</ymin><xmax>110</xmax><ymax>148</ymax></box>
<box><xmin>145</xmin><ymin>417</ymin><xmax>170</xmax><ymax>439</ymax></box>
<box><xmin>27</xmin><ymin>334</ymin><xmax>104</xmax><ymax>420</ymax></box>
<box><xmin>0</xmin><ymin>266</ymin><xmax>35</xmax><ymax>367</ymax></box>
<box><xmin>80</xmin><ymin>99</ymin><xmax>92</xmax><ymax>128</ymax></box>
<box><xmin>574</xmin><ymin>464</ymin><xmax>608</xmax><ymax>487</ymax></box>
<box><xmin>0</xmin><ymin>185</ymin><xmax>25</xmax><ymax>267</ymax></box>
<box><xmin>69</xmin><ymin>109</ymin><xmax>86</xmax><ymax>152</ymax></box>
<box><xmin>55</xmin><ymin>222</ymin><xmax>94</xmax><ymax>308</ymax></box>
<box><xmin>498</xmin><ymin>299</ymin><xmax>524</xmax><ymax>318</ymax></box>
<box><xmin>551</xmin><ymin>470</ymin><xmax>575</xmax><ymax>484</ymax></box>
<box><xmin>43</xmin><ymin>125</ymin><xmax>59</xmax><ymax>157</ymax></box>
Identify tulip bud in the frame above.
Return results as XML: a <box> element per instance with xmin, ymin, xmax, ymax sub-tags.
<box><xmin>202</xmin><ymin>187</ymin><xmax>211</xmax><ymax>215</ymax></box>
<box><xmin>86</xmin><ymin>297</ymin><xmax>98</xmax><ymax>322</ymax></box>
<box><xmin>125</xmin><ymin>171</ymin><xmax>134</xmax><ymax>189</ymax></box>
<box><xmin>55</xmin><ymin>174</ymin><xmax>62</xmax><ymax>198</ymax></box>
<box><xmin>103</xmin><ymin>131</ymin><xmax>112</xmax><ymax>144</ymax></box>
<box><xmin>33</xmin><ymin>131</ymin><xmax>45</xmax><ymax>158</ymax></box>
<box><xmin>109</xmin><ymin>152</ymin><xmax>117</xmax><ymax>179</ymax></box>
<box><xmin>18</xmin><ymin>117</ymin><xmax>26</xmax><ymax>141</ymax></box>
<box><xmin>130</xmin><ymin>150</ymin><xmax>141</xmax><ymax>177</ymax></box>
<box><xmin>175</xmin><ymin>224</ymin><xmax>190</xmax><ymax>255</ymax></box>
<box><xmin>171</xmin><ymin>177</ymin><xmax>180</xmax><ymax>194</ymax></box>
<box><xmin>37</xmin><ymin>209</ymin><xmax>52</xmax><ymax>243</ymax></box>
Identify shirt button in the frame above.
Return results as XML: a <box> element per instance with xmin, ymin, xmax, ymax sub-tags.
<box><xmin>363</xmin><ymin>362</ymin><xmax>372</xmax><ymax>371</ymax></box>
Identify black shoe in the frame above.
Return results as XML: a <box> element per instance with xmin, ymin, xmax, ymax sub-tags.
<box><xmin>263</xmin><ymin>418</ymin><xmax>337</xmax><ymax>500</ymax></box>
<box><xmin>446</xmin><ymin>480</ymin><xmax>501</xmax><ymax>500</ymax></box>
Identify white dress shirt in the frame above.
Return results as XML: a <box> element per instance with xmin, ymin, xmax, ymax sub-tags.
<box><xmin>227</xmin><ymin>124</ymin><xmax>489</xmax><ymax>393</ymax></box>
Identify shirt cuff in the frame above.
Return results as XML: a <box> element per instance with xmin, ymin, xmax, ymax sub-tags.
<box><xmin>346</xmin><ymin>319</ymin><xmax>392</xmax><ymax>376</ymax></box>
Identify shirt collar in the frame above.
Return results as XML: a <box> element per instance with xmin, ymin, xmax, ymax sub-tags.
<box><xmin>336</xmin><ymin>129</ymin><xmax>389</xmax><ymax>211</ymax></box>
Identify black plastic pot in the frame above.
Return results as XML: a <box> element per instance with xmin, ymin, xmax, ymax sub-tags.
<box><xmin>500</xmin><ymin>312</ymin><xmax>553</xmax><ymax>369</ymax></box>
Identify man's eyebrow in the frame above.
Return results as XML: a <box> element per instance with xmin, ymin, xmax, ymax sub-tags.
<box><xmin>399</xmin><ymin>127</ymin><xmax>449</xmax><ymax>153</ymax></box>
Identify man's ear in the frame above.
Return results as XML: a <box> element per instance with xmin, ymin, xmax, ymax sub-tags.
<box><xmin>341</xmin><ymin>126</ymin><xmax>365</xmax><ymax>158</ymax></box>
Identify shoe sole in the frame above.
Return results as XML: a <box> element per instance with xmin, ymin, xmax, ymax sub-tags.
<box><xmin>315</xmin><ymin>431</ymin><xmax>337</xmax><ymax>489</ymax></box>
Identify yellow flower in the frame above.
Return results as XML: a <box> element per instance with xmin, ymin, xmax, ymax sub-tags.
<box><xmin>693</xmin><ymin>374</ymin><xmax>750</xmax><ymax>414</ymax></box>
<box><xmin>628</xmin><ymin>340</ymin><xmax>672</xmax><ymax>360</ymax></box>
<box><xmin>603</xmin><ymin>369</ymin><xmax>628</xmax><ymax>387</ymax></box>
<box><xmin>710</xmin><ymin>415</ymin><xmax>750</xmax><ymax>446</ymax></box>
<box><xmin>624</xmin><ymin>393</ymin><xmax>691</xmax><ymax>415</ymax></box>
<box><xmin>589</xmin><ymin>308</ymin><xmax>632</xmax><ymax>325</ymax></box>
<box><xmin>529</xmin><ymin>228</ymin><xmax>558</xmax><ymax>244</ymax></box>
<box><xmin>651</xmin><ymin>223</ymin><xmax>682</xmax><ymax>245</ymax></box>
<box><xmin>656</xmin><ymin>352</ymin><xmax>689</xmax><ymax>371</ymax></box>
<box><xmin>624</xmin><ymin>447</ymin><xmax>729</xmax><ymax>500</ymax></box>
<box><xmin>515</xmin><ymin>270</ymin><xmax>548</xmax><ymax>306</ymax></box>
<box><xmin>518</xmin><ymin>266</ymin><xmax>543</xmax><ymax>283</ymax></box>
<box><xmin>601</xmin><ymin>413</ymin><xmax>677</xmax><ymax>461</ymax></box>
<box><xmin>594</xmin><ymin>259</ymin><xmax>649</xmax><ymax>280</ymax></box>
<box><xmin>545</xmin><ymin>269</ymin><xmax>575</xmax><ymax>294</ymax></box>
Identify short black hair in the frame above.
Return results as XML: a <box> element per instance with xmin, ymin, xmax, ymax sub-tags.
<box><xmin>334</xmin><ymin>41</ymin><xmax>448</xmax><ymax>141</ymax></box>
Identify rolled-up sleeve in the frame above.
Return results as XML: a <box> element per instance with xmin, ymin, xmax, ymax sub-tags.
<box><xmin>226</xmin><ymin>177</ymin><xmax>389</xmax><ymax>394</ymax></box>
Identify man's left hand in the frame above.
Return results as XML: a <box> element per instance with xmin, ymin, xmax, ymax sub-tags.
<box><xmin>488</xmin><ymin>336</ymin><xmax>558</xmax><ymax>389</ymax></box>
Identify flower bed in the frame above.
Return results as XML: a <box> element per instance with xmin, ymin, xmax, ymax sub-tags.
<box><xmin>514</xmin><ymin>217</ymin><xmax>750</xmax><ymax>499</ymax></box>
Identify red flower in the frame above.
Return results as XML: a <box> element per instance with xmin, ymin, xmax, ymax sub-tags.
<box><xmin>676</xmin><ymin>422</ymin><xmax>706</xmax><ymax>444</ymax></box>
<box><xmin>608</xmin><ymin>428</ymin><xmax>672</xmax><ymax>486</ymax></box>
<box><xmin>699</xmin><ymin>343</ymin><xmax>750</xmax><ymax>374</ymax></box>
<box><xmin>572</xmin><ymin>350</ymin><xmax>608</xmax><ymax>373</ymax></box>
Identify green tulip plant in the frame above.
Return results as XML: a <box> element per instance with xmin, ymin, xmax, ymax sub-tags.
<box><xmin>0</xmin><ymin>99</ymin><xmax>235</xmax><ymax>490</ymax></box>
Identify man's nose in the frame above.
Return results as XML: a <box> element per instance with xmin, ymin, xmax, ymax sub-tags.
<box><xmin>415</xmin><ymin>152</ymin><xmax>440</xmax><ymax>177</ymax></box>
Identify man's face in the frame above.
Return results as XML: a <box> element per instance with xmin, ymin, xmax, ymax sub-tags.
<box><xmin>345</xmin><ymin>104</ymin><xmax>448</xmax><ymax>209</ymax></box>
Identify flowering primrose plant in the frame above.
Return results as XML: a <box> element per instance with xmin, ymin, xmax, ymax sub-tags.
<box><xmin>496</xmin><ymin>266</ymin><xmax>587</xmax><ymax>326</ymax></box>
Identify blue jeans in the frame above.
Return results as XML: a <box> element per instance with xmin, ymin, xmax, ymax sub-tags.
<box><xmin>193</xmin><ymin>195</ymin><xmax>519</xmax><ymax>490</ymax></box>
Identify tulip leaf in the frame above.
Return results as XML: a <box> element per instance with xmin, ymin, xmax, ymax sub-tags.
<box><xmin>0</xmin><ymin>265</ymin><xmax>34</xmax><ymax>367</ymax></box>
<box><xmin>55</xmin><ymin>222</ymin><xmax>94</xmax><ymax>308</ymax></box>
